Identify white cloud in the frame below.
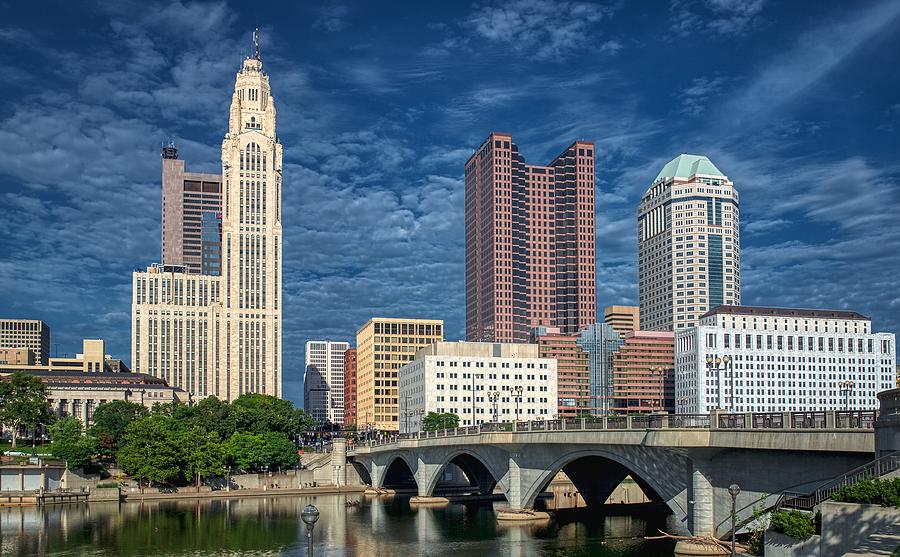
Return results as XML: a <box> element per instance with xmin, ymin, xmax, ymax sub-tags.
<box><xmin>671</xmin><ymin>0</ymin><xmax>766</xmax><ymax>37</ymax></box>
<box><xmin>466</xmin><ymin>0</ymin><xmax>619</xmax><ymax>59</ymax></box>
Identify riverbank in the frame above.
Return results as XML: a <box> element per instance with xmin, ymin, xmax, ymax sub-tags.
<box><xmin>121</xmin><ymin>484</ymin><xmax>366</xmax><ymax>502</ymax></box>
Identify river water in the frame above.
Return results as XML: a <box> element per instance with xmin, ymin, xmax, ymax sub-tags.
<box><xmin>0</xmin><ymin>494</ymin><xmax>676</xmax><ymax>556</ymax></box>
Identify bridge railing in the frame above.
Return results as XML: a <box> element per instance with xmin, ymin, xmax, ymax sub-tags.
<box><xmin>776</xmin><ymin>450</ymin><xmax>900</xmax><ymax>511</ymax></box>
<box><xmin>357</xmin><ymin>410</ymin><xmax>877</xmax><ymax>448</ymax></box>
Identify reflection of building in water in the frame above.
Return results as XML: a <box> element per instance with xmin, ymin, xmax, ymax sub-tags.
<box><xmin>541</xmin><ymin>472</ymin><xmax>649</xmax><ymax>510</ymax></box>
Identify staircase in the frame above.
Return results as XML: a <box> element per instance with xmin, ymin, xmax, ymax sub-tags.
<box><xmin>775</xmin><ymin>451</ymin><xmax>900</xmax><ymax>511</ymax></box>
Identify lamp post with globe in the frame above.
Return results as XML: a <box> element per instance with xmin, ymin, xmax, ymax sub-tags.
<box><xmin>300</xmin><ymin>504</ymin><xmax>320</xmax><ymax>557</ymax></box>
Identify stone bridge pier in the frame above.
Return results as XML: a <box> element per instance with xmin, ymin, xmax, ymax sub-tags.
<box><xmin>351</xmin><ymin>434</ymin><xmax>872</xmax><ymax>537</ymax></box>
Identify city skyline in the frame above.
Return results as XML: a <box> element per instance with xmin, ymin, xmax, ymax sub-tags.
<box><xmin>1</xmin><ymin>1</ymin><xmax>899</xmax><ymax>405</ymax></box>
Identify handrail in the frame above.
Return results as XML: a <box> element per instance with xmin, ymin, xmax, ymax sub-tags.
<box><xmin>774</xmin><ymin>450</ymin><xmax>900</xmax><ymax>511</ymax></box>
<box><xmin>351</xmin><ymin>410</ymin><xmax>877</xmax><ymax>449</ymax></box>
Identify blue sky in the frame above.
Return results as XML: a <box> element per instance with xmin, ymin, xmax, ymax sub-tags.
<box><xmin>1</xmin><ymin>0</ymin><xmax>899</xmax><ymax>405</ymax></box>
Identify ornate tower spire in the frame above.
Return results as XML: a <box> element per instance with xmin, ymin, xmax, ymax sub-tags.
<box><xmin>253</xmin><ymin>27</ymin><xmax>260</xmax><ymax>60</ymax></box>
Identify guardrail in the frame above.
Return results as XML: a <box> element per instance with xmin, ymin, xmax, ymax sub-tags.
<box><xmin>775</xmin><ymin>450</ymin><xmax>900</xmax><ymax>511</ymax></box>
<box><xmin>357</xmin><ymin>409</ymin><xmax>877</xmax><ymax>448</ymax></box>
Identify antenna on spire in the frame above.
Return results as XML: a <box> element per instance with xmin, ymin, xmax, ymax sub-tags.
<box><xmin>253</xmin><ymin>27</ymin><xmax>260</xmax><ymax>60</ymax></box>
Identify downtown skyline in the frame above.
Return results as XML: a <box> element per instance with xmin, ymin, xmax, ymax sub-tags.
<box><xmin>1</xmin><ymin>1</ymin><xmax>899</xmax><ymax>405</ymax></box>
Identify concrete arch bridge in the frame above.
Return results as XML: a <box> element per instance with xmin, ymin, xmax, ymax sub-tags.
<box><xmin>348</xmin><ymin>411</ymin><xmax>876</xmax><ymax>538</ymax></box>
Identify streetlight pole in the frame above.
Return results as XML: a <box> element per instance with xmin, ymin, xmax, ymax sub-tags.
<box><xmin>488</xmin><ymin>391</ymin><xmax>500</xmax><ymax>423</ymax></box>
<box><xmin>403</xmin><ymin>395</ymin><xmax>411</xmax><ymax>434</ymax></box>
<box><xmin>513</xmin><ymin>386</ymin><xmax>523</xmax><ymax>422</ymax></box>
<box><xmin>728</xmin><ymin>483</ymin><xmax>741</xmax><ymax>557</ymax></box>
<box><xmin>300</xmin><ymin>504</ymin><xmax>320</xmax><ymax>557</ymax></box>
<box><xmin>705</xmin><ymin>354</ymin><xmax>733</xmax><ymax>411</ymax></box>
<box><xmin>839</xmin><ymin>380</ymin><xmax>855</xmax><ymax>410</ymax></box>
<box><xmin>470</xmin><ymin>371</ymin><xmax>477</xmax><ymax>427</ymax></box>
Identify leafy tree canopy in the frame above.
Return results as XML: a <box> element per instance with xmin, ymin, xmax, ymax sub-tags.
<box><xmin>117</xmin><ymin>415</ymin><xmax>183</xmax><ymax>486</ymax></box>
<box><xmin>49</xmin><ymin>417</ymin><xmax>96</xmax><ymax>469</ymax></box>
<box><xmin>422</xmin><ymin>412</ymin><xmax>460</xmax><ymax>432</ymax></box>
<box><xmin>90</xmin><ymin>400</ymin><xmax>148</xmax><ymax>451</ymax></box>
<box><xmin>0</xmin><ymin>372</ymin><xmax>53</xmax><ymax>448</ymax></box>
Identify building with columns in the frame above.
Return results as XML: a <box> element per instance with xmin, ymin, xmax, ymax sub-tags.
<box><xmin>131</xmin><ymin>40</ymin><xmax>283</xmax><ymax>401</ymax></box>
<box><xmin>0</xmin><ymin>338</ymin><xmax>184</xmax><ymax>425</ymax></box>
<box><xmin>675</xmin><ymin>305</ymin><xmax>896</xmax><ymax>414</ymax></box>
<box><xmin>637</xmin><ymin>154</ymin><xmax>740</xmax><ymax>332</ymax></box>
<box><xmin>465</xmin><ymin>132</ymin><xmax>597</xmax><ymax>344</ymax></box>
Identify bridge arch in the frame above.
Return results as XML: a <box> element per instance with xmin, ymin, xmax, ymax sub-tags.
<box><xmin>379</xmin><ymin>454</ymin><xmax>418</xmax><ymax>491</ymax></box>
<box><xmin>519</xmin><ymin>448</ymin><xmax>687</xmax><ymax>523</ymax></box>
<box><xmin>423</xmin><ymin>449</ymin><xmax>506</xmax><ymax>498</ymax></box>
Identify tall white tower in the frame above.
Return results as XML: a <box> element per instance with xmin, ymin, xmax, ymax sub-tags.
<box><xmin>221</xmin><ymin>43</ymin><xmax>284</xmax><ymax>399</ymax></box>
<box><xmin>637</xmin><ymin>154</ymin><xmax>740</xmax><ymax>331</ymax></box>
<box><xmin>131</xmin><ymin>33</ymin><xmax>283</xmax><ymax>401</ymax></box>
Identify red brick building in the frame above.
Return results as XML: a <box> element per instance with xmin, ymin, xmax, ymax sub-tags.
<box><xmin>534</xmin><ymin>327</ymin><xmax>590</xmax><ymax>417</ymax></box>
<box><xmin>342</xmin><ymin>348</ymin><xmax>357</xmax><ymax>427</ymax></box>
<box><xmin>611</xmin><ymin>331</ymin><xmax>674</xmax><ymax>414</ymax></box>
<box><xmin>465</xmin><ymin>132</ymin><xmax>597</xmax><ymax>343</ymax></box>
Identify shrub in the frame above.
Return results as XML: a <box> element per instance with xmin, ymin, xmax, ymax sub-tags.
<box><xmin>770</xmin><ymin>510</ymin><xmax>816</xmax><ymax>540</ymax></box>
<box><xmin>95</xmin><ymin>482</ymin><xmax>119</xmax><ymax>489</ymax></box>
<box><xmin>830</xmin><ymin>478</ymin><xmax>900</xmax><ymax>507</ymax></box>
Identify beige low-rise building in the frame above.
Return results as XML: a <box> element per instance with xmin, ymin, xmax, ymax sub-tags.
<box><xmin>0</xmin><ymin>339</ymin><xmax>184</xmax><ymax>425</ymax></box>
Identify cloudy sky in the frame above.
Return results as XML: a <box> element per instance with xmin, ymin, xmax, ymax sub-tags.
<box><xmin>1</xmin><ymin>0</ymin><xmax>899</xmax><ymax>405</ymax></box>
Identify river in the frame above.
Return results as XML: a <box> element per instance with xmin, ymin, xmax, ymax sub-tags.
<box><xmin>0</xmin><ymin>494</ymin><xmax>676</xmax><ymax>556</ymax></box>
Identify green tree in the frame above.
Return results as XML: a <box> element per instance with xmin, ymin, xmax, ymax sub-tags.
<box><xmin>0</xmin><ymin>372</ymin><xmax>53</xmax><ymax>448</ymax></box>
<box><xmin>90</xmin><ymin>400</ymin><xmax>148</xmax><ymax>457</ymax></box>
<box><xmin>422</xmin><ymin>412</ymin><xmax>459</xmax><ymax>432</ymax></box>
<box><xmin>261</xmin><ymin>432</ymin><xmax>298</xmax><ymax>471</ymax></box>
<box><xmin>117</xmin><ymin>415</ymin><xmax>182</xmax><ymax>487</ymax></box>
<box><xmin>187</xmin><ymin>396</ymin><xmax>236</xmax><ymax>439</ymax></box>
<box><xmin>226</xmin><ymin>431</ymin><xmax>266</xmax><ymax>472</ymax></box>
<box><xmin>49</xmin><ymin>418</ymin><xmax>97</xmax><ymax>469</ymax></box>
<box><xmin>179</xmin><ymin>427</ymin><xmax>226</xmax><ymax>487</ymax></box>
<box><xmin>231</xmin><ymin>393</ymin><xmax>311</xmax><ymax>436</ymax></box>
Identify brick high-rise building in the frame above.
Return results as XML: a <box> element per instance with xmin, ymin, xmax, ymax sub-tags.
<box><xmin>465</xmin><ymin>132</ymin><xmax>597</xmax><ymax>344</ymax></box>
<box><xmin>161</xmin><ymin>142</ymin><xmax>222</xmax><ymax>275</ymax></box>
<box><xmin>533</xmin><ymin>326</ymin><xmax>590</xmax><ymax>417</ymax></box>
<box><xmin>356</xmin><ymin>318</ymin><xmax>443</xmax><ymax>431</ymax></box>
<box><xmin>0</xmin><ymin>319</ymin><xmax>50</xmax><ymax>365</ymax></box>
<box><xmin>612</xmin><ymin>331</ymin><xmax>674</xmax><ymax>414</ymax></box>
<box><xmin>343</xmin><ymin>348</ymin><xmax>357</xmax><ymax>427</ymax></box>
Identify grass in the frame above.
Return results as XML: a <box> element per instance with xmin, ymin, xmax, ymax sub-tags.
<box><xmin>0</xmin><ymin>441</ymin><xmax>54</xmax><ymax>454</ymax></box>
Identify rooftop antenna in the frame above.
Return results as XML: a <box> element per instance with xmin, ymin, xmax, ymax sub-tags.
<box><xmin>253</xmin><ymin>27</ymin><xmax>260</xmax><ymax>60</ymax></box>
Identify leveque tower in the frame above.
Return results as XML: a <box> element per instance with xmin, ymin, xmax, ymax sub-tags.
<box><xmin>131</xmin><ymin>44</ymin><xmax>283</xmax><ymax>400</ymax></box>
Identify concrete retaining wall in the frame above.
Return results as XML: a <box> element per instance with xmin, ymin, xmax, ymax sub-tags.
<box><xmin>87</xmin><ymin>487</ymin><xmax>120</xmax><ymax>502</ymax></box>
<box><xmin>764</xmin><ymin>530</ymin><xmax>820</xmax><ymax>557</ymax></box>
<box><xmin>819</xmin><ymin>501</ymin><xmax>900</xmax><ymax>557</ymax></box>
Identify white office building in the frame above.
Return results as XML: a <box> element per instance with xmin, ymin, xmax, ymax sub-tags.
<box><xmin>398</xmin><ymin>342</ymin><xmax>558</xmax><ymax>432</ymax></box>
<box><xmin>638</xmin><ymin>154</ymin><xmax>740</xmax><ymax>332</ymax></box>
<box><xmin>304</xmin><ymin>340</ymin><xmax>350</xmax><ymax>426</ymax></box>
<box><xmin>675</xmin><ymin>306</ymin><xmax>896</xmax><ymax>414</ymax></box>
